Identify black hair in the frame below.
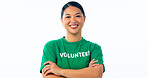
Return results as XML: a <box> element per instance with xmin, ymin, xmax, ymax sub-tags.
<box><xmin>61</xmin><ymin>1</ymin><xmax>85</xmax><ymax>19</ymax></box>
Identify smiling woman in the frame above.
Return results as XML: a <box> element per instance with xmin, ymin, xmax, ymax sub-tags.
<box><xmin>40</xmin><ymin>1</ymin><xmax>105</xmax><ymax>78</ymax></box>
<box><xmin>61</xmin><ymin>6</ymin><xmax>85</xmax><ymax>36</ymax></box>
<box><xmin>61</xmin><ymin>2</ymin><xmax>86</xmax><ymax>38</ymax></box>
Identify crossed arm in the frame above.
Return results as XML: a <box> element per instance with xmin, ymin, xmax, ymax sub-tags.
<box><xmin>42</xmin><ymin>59</ymin><xmax>103</xmax><ymax>78</ymax></box>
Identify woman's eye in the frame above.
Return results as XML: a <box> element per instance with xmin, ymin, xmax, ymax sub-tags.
<box><xmin>66</xmin><ymin>16</ymin><xmax>70</xmax><ymax>18</ymax></box>
<box><xmin>76</xmin><ymin>15</ymin><xmax>81</xmax><ymax>17</ymax></box>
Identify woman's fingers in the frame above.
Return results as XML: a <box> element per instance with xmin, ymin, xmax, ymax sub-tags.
<box><xmin>92</xmin><ymin>64</ymin><xmax>100</xmax><ymax>67</ymax></box>
<box><xmin>42</xmin><ymin>61</ymin><xmax>54</xmax><ymax>74</ymax></box>
<box><xmin>45</xmin><ymin>70</ymin><xmax>52</xmax><ymax>76</ymax></box>
<box><xmin>89</xmin><ymin>59</ymin><xmax>98</xmax><ymax>65</ymax></box>
<box><xmin>42</xmin><ymin>65</ymin><xmax>51</xmax><ymax>74</ymax></box>
<box><xmin>89</xmin><ymin>59</ymin><xmax>99</xmax><ymax>68</ymax></box>
<box><xmin>89</xmin><ymin>59</ymin><xmax>95</xmax><ymax>66</ymax></box>
<box><xmin>44</xmin><ymin>66</ymin><xmax>51</xmax><ymax>74</ymax></box>
<box><xmin>90</xmin><ymin>59</ymin><xmax>95</xmax><ymax>63</ymax></box>
<box><xmin>92</xmin><ymin>60</ymin><xmax>98</xmax><ymax>64</ymax></box>
<box><xmin>42</xmin><ymin>61</ymin><xmax>62</xmax><ymax>76</ymax></box>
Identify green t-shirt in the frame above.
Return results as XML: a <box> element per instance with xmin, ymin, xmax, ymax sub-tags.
<box><xmin>40</xmin><ymin>37</ymin><xmax>105</xmax><ymax>73</ymax></box>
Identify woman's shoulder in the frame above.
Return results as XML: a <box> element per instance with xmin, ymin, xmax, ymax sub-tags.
<box><xmin>44</xmin><ymin>38</ymin><xmax>63</xmax><ymax>46</ymax></box>
<box><xmin>83</xmin><ymin>38</ymin><xmax>101</xmax><ymax>49</ymax></box>
<box><xmin>83</xmin><ymin>39</ymin><xmax>102</xmax><ymax>53</ymax></box>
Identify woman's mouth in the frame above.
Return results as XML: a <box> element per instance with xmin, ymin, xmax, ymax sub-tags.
<box><xmin>69</xmin><ymin>25</ymin><xmax>79</xmax><ymax>29</ymax></box>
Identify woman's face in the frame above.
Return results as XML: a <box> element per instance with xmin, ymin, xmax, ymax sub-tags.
<box><xmin>61</xmin><ymin>6</ymin><xmax>86</xmax><ymax>35</ymax></box>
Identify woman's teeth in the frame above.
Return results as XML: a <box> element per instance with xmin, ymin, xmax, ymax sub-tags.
<box><xmin>70</xmin><ymin>25</ymin><xmax>78</xmax><ymax>29</ymax></box>
<box><xmin>71</xmin><ymin>25</ymin><xmax>77</xmax><ymax>27</ymax></box>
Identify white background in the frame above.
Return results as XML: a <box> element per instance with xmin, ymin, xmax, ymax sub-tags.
<box><xmin>0</xmin><ymin>0</ymin><xmax>148</xmax><ymax>78</ymax></box>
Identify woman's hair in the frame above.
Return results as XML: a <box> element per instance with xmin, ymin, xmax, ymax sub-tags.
<box><xmin>61</xmin><ymin>1</ymin><xmax>85</xmax><ymax>19</ymax></box>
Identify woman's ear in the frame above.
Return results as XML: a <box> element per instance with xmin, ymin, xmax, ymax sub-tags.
<box><xmin>61</xmin><ymin>18</ymin><xmax>63</xmax><ymax>23</ymax></box>
<box><xmin>84</xmin><ymin>16</ymin><xmax>86</xmax><ymax>22</ymax></box>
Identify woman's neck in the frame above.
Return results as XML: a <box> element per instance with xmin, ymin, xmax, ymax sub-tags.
<box><xmin>65</xmin><ymin>31</ymin><xmax>82</xmax><ymax>42</ymax></box>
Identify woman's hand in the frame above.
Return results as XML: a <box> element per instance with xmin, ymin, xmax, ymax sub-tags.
<box><xmin>89</xmin><ymin>59</ymin><xmax>100</xmax><ymax>68</ymax></box>
<box><xmin>42</xmin><ymin>61</ymin><xmax>62</xmax><ymax>76</ymax></box>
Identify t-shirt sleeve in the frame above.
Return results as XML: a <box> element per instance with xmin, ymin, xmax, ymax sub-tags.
<box><xmin>90</xmin><ymin>44</ymin><xmax>105</xmax><ymax>73</ymax></box>
<box><xmin>40</xmin><ymin>42</ymin><xmax>56</xmax><ymax>73</ymax></box>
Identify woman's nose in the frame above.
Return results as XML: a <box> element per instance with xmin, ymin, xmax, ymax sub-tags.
<box><xmin>70</xmin><ymin>17</ymin><xmax>76</xmax><ymax>22</ymax></box>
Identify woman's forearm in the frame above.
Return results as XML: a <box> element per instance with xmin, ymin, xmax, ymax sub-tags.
<box><xmin>42</xmin><ymin>61</ymin><xmax>103</xmax><ymax>78</ymax></box>
<box><xmin>60</xmin><ymin>65</ymin><xmax>103</xmax><ymax>78</ymax></box>
<box><xmin>42</xmin><ymin>73</ymin><xmax>66</xmax><ymax>78</ymax></box>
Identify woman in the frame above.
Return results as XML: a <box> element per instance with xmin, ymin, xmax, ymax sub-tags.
<box><xmin>40</xmin><ymin>1</ymin><xmax>105</xmax><ymax>78</ymax></box>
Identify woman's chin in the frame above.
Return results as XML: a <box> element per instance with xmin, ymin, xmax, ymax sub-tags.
<box><xmin>69</xmin><ymin>31</ymin><xmax>79</xmax><ymax>35</ymax></box>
